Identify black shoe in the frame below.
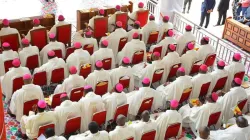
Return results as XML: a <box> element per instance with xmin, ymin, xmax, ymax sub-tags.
<box><xmin>187</xmin><ymin>11</ymin><xmax>189</xmax><ymax>13</ymax></box>
<box><xmin>213</xmin><ymin>24</ymin><xmax>220</xmax><ymax>27</ymax></box>
<box><xmin>182</xmin><ymin>11</ymin><xmax>185</xmax><ymax>14</ymax></box>
<box><xmin>197</xmin><ymin>26</ymin><xmax>202</xmax><ymax>30</ymax></box>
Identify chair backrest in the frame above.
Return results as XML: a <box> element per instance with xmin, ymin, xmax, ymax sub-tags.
<box><xmin>51</xmin><ymin>68</ymin><xmax>64</xmax><ymax>84</ymax></box>
<box><xmin>113</xmin><ymin>104</ymin><xmax>129</xmax><ymax>121</ymax></box>
<box><xmin>204</xmin><ymin>53</ymin><xmax>216</xmax><ymax>67</ymax></box>
<box><xmin>179</xmin><ymin>87</ymin><xmax>192</xmax><ymax>105</ymax></box>
<box><xmin>65</xmin><ymin>47</ymin><xmax>75</xmax><ymax>59</ymax></box>
<box><xmin>199</xmin><ymin>82</ymin><xmax>211</xmax><ymax>98</ymax></box>
<box><xmin>64</xmin><ymin>116</ymin><xmax>81</xmax><ymax>135</ymax></box>
<box><xmin>165</xmin><ymin>123</ymin><xmax>181</xmax><ymax>139</ymax></box>
<box><xmin>189</xmin><ymin>60</ymin><xmax>202</xmax><ymax>75</ymax></box>
<box><xmin>152</xmin><ymin>68</ymin><xmax>164</xmax><ymax>83</ymax></box>
<box><xmin>30</xmin><ymin>28</ymin><xmax>48</xmax><ymax>50</ymax></box>
<box><xmin>167</xmin><ymin>63</ymin><xmax>181</xmax><ymax>81</ymax></box>
<box><xmin>92</xmin><ymin>110</ymin><xmax>107</xmax><ymax>127</ymax></box>
<box><xmin>26</xmin><ymin>54</ymin><xmax>39</xmax><ymax>70</ymax></box>
<box><xmin>80</xmin><ymin>64</ymin><xmax>91</xmax><ymax>79</ymax></box>
<box><xmin>136</xmin><ymin>10</ymin><xmax>149</xmax><ymax>27</ymax></box>
<box><xmin>23</xmin><ymin>99</ymin><xmax>39</xmax><ymax>116</ymax></box>
<box><xmin>118</xmin><ymin>37</ymin><xmax>128</xmax><ymax>52</ymax></box>
<box><xmin>102</xmin><ymin>58</ymin><xmax>112</xmax><ymax>70</ymax></box>
<box><xmin>94</xmin><ymin>17</ymin><xmax>108</xmax><ymax>39</ymax></box>
<box><xmin>234</xmin><ymin>71</ymin><xmax>245</xmax><ymax>81</ymax></box>
<box><xmin>119</xmin><ymin>76</ymin><xmax>130</xmax><ymax>89</ymax></box>
<box><xmin>51</xmin><ymin>93</ymin><xmax>64</xmax><ymax>108</ymax></box>
<box><xmin>141</xmin><ymin>130</ymin><xmax>156</xmax><ymax>140</ymax></box>
<box><xmin>56</xmin><ymin>24</ymin><xmax>71</xmax><ymax>46</ymax></box>
<box><xmin>126</xmin><ymin>137</ymin><xmax>134</xmax><ymax>140</ymax></box>
<box><xmin>83</xmin><ymin>44</ymin><xmax>94</xmax><ymax>55</ymax></box>
<box><xmin>95</xmin><ymin>81</ymin><xmax>108</xmax><ymax>96</ymax></box>
<box><xmin>237</xmin><ymin>98</ymin><xmax>248</xmax><ymax>111</ymax></box>
<box><xmin>116</xmin><ymin>13</ymin><xmax>128</xmax><ymax>30</ymax></box>
<box><xmin>132</xmin><ymin>50</ymin><xmax>144</xmax><ymax>65</ymax></box>
<box><xmin>53</xmin><ymin>49</ymin><xmax>63</xmax><ymax>58</ymax></box>
<box><xmin>212</xmin><ymin>76</ymin><xmax>228</xmax><ymax>92</ymax></box>
<box><xmin>207</xmin><ymin>112</ymin><xmax>221</xmax><ymax>127</ymax></box>
<box><xmin>12</xmin><ymin>77</ymin><xmax>24</xmax><ymax>94</ymax></box>
<box><xmin>38</xmin><ymin>123</ymin><xmax>55</xmax><ymax>137</ymax></box>
<box><xmin>33</xmin><ymin>71</ymin><xmax>47</xmax><ymax>86</ymax></box>
<box><xmin>152</xmin><ymin>46</ymin><xmax>162</xmax><ymax>57</ymax></box>
<box><xmin>147</xmin><ymin>31</ymin><xmax>159</xmax><ymax>45</ymax></box>
<box><xmin>0</xmin><ymin>34</ymin><xmax>19</xmax><ymax>51</ymax></box>
<box><xmin>138</xmin><ymin>97</ymin><xmax>154</xmax><ymax>115</ymax></box>
<box><xmin>4</xmin><ymin>60</ymin><xmax>13</xmax><ymax>73</ymax></box>
<box><xmin>70</xmin><ymin>87</ymin><xmax>84</xmax><ymax>102</ymax></box>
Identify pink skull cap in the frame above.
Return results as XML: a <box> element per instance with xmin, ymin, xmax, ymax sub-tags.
<box><xmin>135</xmin><ymin>21</ymin><xmax>141</xmax><ymax>26</ymax></box>
<box><xmin>163</xmin><ymin>16</ymin><xmax>169</xmax><ymax>21</ymax></box>
<box><xmin>170</xmin><ymin>100</ymin><xmax>179</xmax><ymax>108</ymax></box>
<box><xmin>116</xmin><ymin>21</ymin><xmax>122</xmax><ymax>27</ymax></box>
<box><xmin>115</xmin><ymin>83</ymin><xmax>124</xmax><ymax>92</ymax></box>
<box><xmin>69</xmin><ymin>66</ymin><xmax>77</xmax><ymax>74</ymax></box>
<box><xmin>33</xmin><ymin>18</ymin><xmax>40</xmax><ymax>25</ymax></box>
<box><xmin>149</xmin><ymin>14</ymin><xmax>155</xmax><ymax>20</ymax></box>
<box><xmin>133</xmin><ymin>32</ymin><xmax>139</xmax><ymax>39</ymax></box>
<box><xmin>85</xmin><ymin>31</ymin><xmax>92</xmax><ymax>36</ymax></box>
<box><xmin>185</xmin><ymin>25</ymin><xmax>192</xmax><ymax>31</ymax></box>
<box><xmin>122</xmin><ymin>57</ymin><xmax>130</xmax><ymax>64</ymax></box>
<box><xmin>233</xmin><ymin>53</ymin><xmax>241</xmax><ymax>61</ymax></box>
<box><xmin>74</xmin><ymin>42</ymin><xmax>82</xmax><ymax>49</ymax></box>
<box><xmin>234</xmin><ymin>78</ymin><xmax>242</xmax><ymax>85</ymax></box>
<box><xmin>47</xmin><ymin>50</ymin><xmax>55</xmax><ymax>57</ymax></box>
<box><xmin>169</xmin><ymin>44</ymin><xmax>176</xmax><ymax>51</ymax></box>
<box><xmin>178</xmin><ymin>67</ymin><xmax>185</xmax><ymax>73</ymax></box>
<box><xmin>116</xmin><ymin>5</ymin><xmax>121</xmax><ymax>10</ymax></box>
<box><xmin>37</xmin><ymin>100</ymin><xmax>46</xmax><ymax>108</ymax></box>
<box><xmin>99</xmin><ymin>9</ymin><xmax>104</xmax><ymax>15</ymax></box>
<box><xmin>60</xmin><ymin>93</ymin><xmax>67</xmax><ymax>99</ymax></box>
<box><xmin>58</xmin><ymin>15</ymin><xmax>65</xmax><ymax>21</ymax></box>
<box><xmin>23</xmin><ymin>73</ymin><xmax>32</xmax><ymax>80</ymax></box>
<box><xmin>138</xmin><ymin>2</ymin><xmax>144</xmax><ymax>8</ymax></box>
<box><xmin>102</xmin><ymin>40</ymin><xmax>109</xmax><ymax>47</ymax></box>
<box><xmin>187</xmin><ymin>42</ymin><xmax>194</xmax><ymax>50</ymax></box>
<box><xmin>203</xmin><ymin>36</ymin><xmax>209</xmax><ymax>42</ymax></box>
<box><xmin>153</xmin><ymin>51</ymin><xmax>160</xmax><ymax>57</ymax></box>
<box><xmin>2</xmin><ymin>19</ymin><xmax>9</xmax><ymax>26</ymax></box>
<box><xmin>142</xmin><ymin>77</ymin><xmax>150</xmax><ymax>84</ymax></box>
<box><xmin>84</xmin><ymin>85</ymin><xmax>92</xmax><ymax>90</ymax></box>
<box><xmin>95</xmin><ymin>60</ymin><xmax>103</xmax><ymax>68</ymax></box>
<box><xmin>217</xmin><ymin>60</ymin><xmax>225</xmax><ymax>67</ymax></box>
<box><xmin>21</xmin><ymin>38</ymin><xmax>29</xmax><ymax>45</ymax></box>
<box><xmin>211</xmin><ymin>92</ymin><xmax>218</xmax><ymax>102</ymax></box>
<box><xmin>12</xmin><ymin>58</ymin><xmax>21</xmax><ymax>67</ymax></box>
<box><xmin>200</xmin><ymin>64</ymin><xmax>208</xmax><ymax>72</ymax></box>
<box><xmin>2</xmin><ymin>42</ymin><xmax>10</xmax><ymax>48</ymax></box>
<box><xmin>167</xmin><ymin>29</ymin><xmax>174</xmax><ymax>37</ymax></box>
<box><xmin>49</xmin><ymin>33</ymin><xmax>56</xmax><ymax>39</ymax></box>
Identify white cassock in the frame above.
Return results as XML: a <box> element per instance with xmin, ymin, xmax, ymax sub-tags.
<box><xmin>151</xmin><ymin>36</ymin><xmax>177</xmax><ymax>58</ymax></box>
<box><xmin>78</xmin><ymin>92</ymin><xmax>105</xmax><ymax>132</ymax></box>
<box><xmin>48</xmin><ymin>21</ymin><xmax>69</xmax><ymax>35</ymax></box>
<box><xmin>69</xmin><ymin>131</ymin><xmax>109</xmax><ymax>140</ymax></box>
<box><xmin>105</xmin><ymin>28</ymin><xmax>128</xmax><ymax>57</ymax></box>
<box><xmin>131</xmin><ymin>120</ymin><xmax>158</xmax><ymax>140</ymax></box>
<box><xmin>66</xmin><ymin>49</ymin><xmax>91</xmax><ymax>72</ymax></box>
<box><xmin>127</xmin><ymin>87</ymin><xmax>164</xmax><ymax>116</ymax></box>
<box><xmin>0</xmin><ymin>27</ymin><xmax>22</xmax><ymax>46</ymax></box>
<box><xmin>227</xmin><ymin>114</ymin><xmax>250</xmax><ymax>125</ymax></box>
<box><xmin>157</xmin><ymin>22</ymin><xmax>174</xmax><ymax>42</ymax></box>
<box><xmin>191</xmin><ymin>73</ymin><xmax>212</xmax><ymax>99</ymax></box>
<box><xmin>224</xmin><ymin>62</ymin><xmax>245</xmax><ymax>92</ymax></box>
<box><xmin>109</xmin><ymin>125</ymin><xmax>136</xmax><ymax>140</ymax></box>
<box><xmin>53</xmin><ymin>74</ymin><xmax>85</xmax><ymax>96</ymax></box>
<box><xmin>19</xmin><ymin>45</ymin><xmax>41</xmax><ymax>67</ymax></box>
<box><xmin>217</xmin><ymin>86</ymin><xmax>248</xmax><ymax>122</ymax></box>
<box><xmin>208</xmin><ymin>68</ymin><xmax>229</xmax><ymax>93</ymax></box>
<box><xmin>40</xmin><ymin>41</ymin><xmax>66</xmax><ymax>64</ymax></box>
<box><xmin>156</xmin><ymin>110</ymin><xmax>183</xmax><ymax>140</ymax></box>
<box><xmin>46</xmin><ymin>136</ymin><xmax>66</xmax><ymax>140</ymax></box>
<box><xmin>9</xmin><ymin>84</ymin><xmax>44</xmax><ymax>121</ymax></box>
<box><xmin>72</xmin><ymin>32</ymin><xmax>98</xmax><ymax>52</ymax></box>
<box><xmin>109</xmin><ymin>66</ymin><xmax>135</xmax><ymax>92</ymax></box>
<box><xmin>156</xmin><ymin>75</ymin><xmax>192</xmax><ymax>102</ymax></box>
<box><xmin>197</xmin><ymin>44</ymin><xmax>215</xmax><ymax>63</ymax></box>
<box><xmin>161</xmin><ymin>52</ymin><xmax>181</xmax><ymax>82</ymax></box>
<box><xmin>159</xmin><ymin>0</ymin><xmax>184</xmax><ymax>21</ymax></box>
<box><xmin>20</xmin><ymin>111</ymin><xmax>58</xmax><ymax>139</ymax></box>
<box><xmin>128</xmin><ymin>8</ymin><xmax>145</xmax><ymax>24</ymax></box>
<box><xmin>141</xmin><ymin>21</ymin><xmax>158</xmax><ymax>44</ymax></box>
<box><xmin>34</xmin><ymin>57</ymin><xmax>68</xmax><ymax>85</ymax></box>
<box><xmin>88</xmin><ymin>15</ymin><xmax>104</xmax><ymax>30</ymax></box>
<box><xmin>180</xmin><ymin>50</ymin><xmax>199</xmax><ymax>75</ymax></box>
<box><xmin>91</xmin><ymin>48</ymin><xmax>115</xmax><ymax>70</ymax></box>
<box><xmin>1</xmin><ymin>66</ymin><xmax>30</xmax><ymax>103</ymax></box>
<box><xmin>117</xmin><ymin>39</ymin><xmax>146</xmax><ymax>64</ymax></box>
<box><xmin>176</xmin><ymin>32</ymin><xmax>196</xmax><ymax>55</ymax></box>
<box><xmin>108</xmin><ymin>11</ymin><xmax>123</xmax><ymax>32</ymax></box>
<box><xmin>102</xmin><ymin>92</ymin><xmax>127</xmax><ymax>121</ymax></box>
<box><xmin>210</xmin><ymin>125</ymin><xmax>250</xmax><ymax>140</ymax></box>
<box><xmin>54</xmin><ymin>100</ymin><xmax>82</xmax><ymax>135</ymax></box>
<box><xmin>0</xmin><ymin>50</ymin><xmax>19</xmax><ymax>76</ymax></box>
<box><xmin>25</xmin><ymin>25</ymin><xmax>48</xmax><ymax>41</ymax></box>
<box><xmin>127</xmin><ymin>28</ymin><xmax>142</xmax><ymax>42</ymax></box>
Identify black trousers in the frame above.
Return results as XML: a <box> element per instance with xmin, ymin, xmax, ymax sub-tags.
<box><xmin>217</xmin><ymin>11</ymin><xmax>227</xmax><ymax>25</ymax></box>
<box><xmin>183</xmin><ymin>0</ymin><xmax>192</xmax><ymax>11</ymax></box>
<box><xmin>199</xmin><ymin>12</ymin><xmax>210</xmax><ymax>28</ymax></box>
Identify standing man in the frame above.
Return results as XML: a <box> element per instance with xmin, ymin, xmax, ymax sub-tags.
<box><xmin>183</xmin><ymin>0</ymin><xmax>193</xmax><ymax>14</ymax></box>
<box><xmin>215</xmin><ymin>0</ymin><xmax>230</xmax><ymax>26</ymax></box>
<box><xmin>199</xmin><ymin>0</ymin><xmax>216</xmax><ymax>28</ymax></box>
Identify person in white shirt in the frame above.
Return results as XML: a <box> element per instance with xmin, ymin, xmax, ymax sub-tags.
<box><xmin>197</xmin><ymin>37</ymin><xmax>215</xmax><ymax>63</ymax></box>
<box><xmin>48</xmin><ymin>15</ymin><xmax>69</xmax><ymax>35</ymax></box>
<box><xmin>45</xmin><ymin>128</ymin><xmax>66</xmax><ymax>140</ymax></box>
<box><xmin>2</xmin><ymin>58</ymin><xmax>30</xmax><ymax>103</ymax></box>
<box><xmin>8</xmin><ymin>74</ymin><xmax>44</xmax><ymax>122</ymax></box>
<box><xmin>156</xmin><ymin>100</ymin><xmax>183</xmax><ymax>140</ymax></box>
<box><xmin>108</xmin><ymin>5</ymin><xmax>123</xmax><ymax>32</ymax></box>
<box><xmin>177</xmin><ymin>25</ymin><xmax>196</xmax><ymax>55</ymax></box>
<box><xmin>18</xmin><ymin>38</ymin><xmax>41</xmax><ymax>67</ymax></box>
<box><xmin>88</xmin><ymin>9</ymin><xmax>105</xmax><ymax>30</ymax></box>
<box><xmin>224</xmin><ymin>53</ymin><xmax>245</xmax><ymax>91</ymax></box>
<box><xmin>0</xmin><ymin>19</ymin><xmax>21</xmax><ymax>46</ymax></box>
<box><xmin>0</xmin><ymin>42</ymin><xmax>19</xmax><ymax>76</ymax></box>
<box><xmin>40</xmin><ymin>33</ymin><xmax>66</xmax><ymax>64</ymax></box>
<box><xmin>195</xmin><ymin>126</ymin><xmax>210</xmax><ymax>140</ymax></box>
<box><xmin>91</xmin><ymin>40</ymin><xmax>115</xmax><ymax>70</ymax></box>
<box><xmin>25</xmin><ymin>18</ymin><xmax>47</xmax><ymax>41</ymax></box>
<box><xmin>141</xmin><ymin>14</ymin><xmax>158</xmax><ymax>44</ymax></box>
<box><xmin>180</xmin><ymin>42</ymin><xmax>198</xmax><ymax>75</ymax></box>
<box><xmin>158</xmin><ymin>16</ymin><xmax>174</xmax><ymax>42</ymax></box>
<box><xmin>127</xmin><ymin>21</ymin><xmax>142</xmax><ymax>42</ymax></box>
<box><xmin>66</xmin><ymin>42</ymin><xmax>91</xmax><ymax>72</ymax></box>
<box><xmin>109</xmin><ymin>115</ymin><xmax>136</xmax><ymax>140</ymax></box>
<box><xmin>128</xmin><ymin>2</ymin><xmax>146</xmax><ymax>24</ymax></box>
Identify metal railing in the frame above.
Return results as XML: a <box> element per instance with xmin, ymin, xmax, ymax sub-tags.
<box><xmin>146</xmin><ymin>0</ymin><xmax>160</xmax><ymax>20</ymax></box>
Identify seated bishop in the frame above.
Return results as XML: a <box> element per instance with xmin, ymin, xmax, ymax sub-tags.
<box><xmin>88</xmin><ymin>9</ymin><xmax>105</xmax><ymax>30</ymax></box>
<box><xmin>127</xmin><ymin>21</ymin><xmax>142</xmax><ymax>42</ymax></box>
<box><xmin>141</xmin><ymin>14</ymin><xmax>158</xmax><ymax>44</ymax></box>
<box><xmin>158</xmin><ymin>15</ymin><xmax>174</xmax><ymax>42</ymax></box>
<box><xmin>48</xmin><ymin>15</ymin><xmax>69</xmax><ymax>35</ymax></box>
<box><xmin>25</xmin><ymin>19</ymin><xmax>48</xmax><ymax>42</ymax></box>
<box><xmin>128</xmin><ymin>2</ymin><xmax>146</xmax><ymax>24</ymax></box>
<box><xmin>197</xmin><ymin>37</ymin><xmax>215</xmax><ymax>63</ymax></box>
<box><xmin>0</xmin><ymin>19</ymin><xmax>21</xmax><ymax>46</ymax></box>
<box><xmin>44</xmin><ymin>128</ymin><xmax>66</xmax><ymax>140</ymax></box>
<box><xmin>108</xmin><ymin>5</ymin><xmax>123</xmax><ymax>32</ymax></box>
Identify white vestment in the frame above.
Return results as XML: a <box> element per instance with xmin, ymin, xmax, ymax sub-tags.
<box><xmin>108</xmin><ymin>11</ymin><xmax>122</xmax><ymax>32</ymax></box>
<box><xmin>69</xmin><ymin>131</ymin><xmax>109</xmax><ymax>140</ymax></box>
<box><xmin>25</xmin><ymin>25</ymin><xmax>48</xmax><ymax>41</ymax></box>
<box><xmin>0</xmin><ymin>27</ymin><xmax>22</xmax><ymax>46</ymax></box>
<box><xmin>46</xmin><ymin>136</ymin><xmax>66</xmax><ymax>140</ymax></box>
<box><xmin>156</xmin><ymin>110</ymin><xmax>183</xmax><ymax>140</ymax></box>
<box><xmin>191</xmin><ymin>73</ymin><xmax>212</xmax><ymax>99</ymax></box>
<box><xmin>9</xmin><ymin>84</ymin><xmax>44</xmax><ymax>121</ymax></box>
<box><xmin>109</xmin><ymin>125</ymin><xmax>136</xmax><ymax>140</ymax></box>
<box><xmin>66</xmin><ymin>49</ymin><xmax>91</xmax><ymax>72</ymax></box>
<box><xmin>157</xmin><ymin>22</ymin><xmax>174</xmax><ymax>42</ymax></box>
<box><xmin>127</xmin><ymin>28</ymin><xmax>142</xmax><ymax>42</ymax></box>
<box><xmin>88</xmin><ymin>15</ymin><xmax>103</xmax><ymax>30</ymax></box>
<box><xmin>227</xmin><ymin>114</ymin><xmax>250</xmax><ymax>125</ymax></box>
<box><xmin>128</xmin><ymin>8</ymin><xmax>145</xmax><ymax>24</ymax></box>
<box><xmin>72</xmin><ymin>32</ymin><xmax>98</xmax><ymax>53</ymax></box>
<box><xmin>48</xmin><ymin>21</ymin><xmax>69</xmax><ymax>35</ymax></box>
<box><xmin>180</xmin><ymin>50</ymin><xmax>198</xmax><ymax>75</ymax></box>
<box><xmin>157</xmin><ymin>36</ymin><xmax>177</xmax><ymax>58</ymax></box>
<box><xmin>0</xmin><ymin>50</ymin><xmax>19</xmax><ymax>76</ymax></box>
<box><xmin>208</xmin><ymin>69</ymin><xmax>229</xmax><ymax>93</ymax></box>
<box><xmin>141</xmin><ymin>21</ymin><xmax>158</xmax><ymax>44</ymax></box>
<box><xmin>132</xmin><ymin>120</ymin><xmax>158</xmax><ymax>140</ymax></box>
<box><xmin>91</xmin><ymin>48</ymin><xmax>115</xmax><ymax>70</ymax></box>
<box><xmin>197</xmin><ymin>44</ymin><xmax>215</xmax><ymax>63</ymax></box>
<box><xmin>19</xmin><ymin>45</ymin><xmax>41</xmax><ymax>67</ymax></box>
<box><xmin>159</xmin><ymin>0</ymin><xmax>184</xmax><ymax>21</ymax></box>
<box><xmin>176</xmin><ymin>32</ymin><xmax>196</xmax><ymax>55</ymax></box>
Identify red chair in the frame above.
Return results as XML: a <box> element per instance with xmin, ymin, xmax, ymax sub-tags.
<box><xmin>26</xmin><ymin>55</ymin><xmax>39</xmax><ymax>70</ymax></box>
<box><xmin>152</xmin><ymin>68</ymin><xmax>164</xmax><ymax>83</ymax></box>
<box><xmin>126</xmin><ymin>137</ymin><xmax>134</xmax><ymax>140</ymax></box>
<box><xmin>33</xmin><ymin>71</ymin><xmax>47</xmax><ymax>86</ymax></box>
<box><xmin>70</xmin><ymin>87</ymin><xmax>84</xmax><ymax>102</ymax></box>
<box><xmin>167</xmin><ymin>63</ymin><xmax>181</xmax><ymax>81</ymax></box>
<box><xmin>0</xmin><ymin>34</ymin><xmax>20</xmax><ymax>51</ymax></box>
<box><xmin>207</xmin><ymin>112</ymin><xmax>221</xmax><ymax>127</ymax></box>
<box><xmin>237</xmin><ymin>99</ymin><xmax>248</xmax><ymax>111</ymax></box>
<box><xmin>136</xmin><ymin>10</ymin><xmax>149</xmax><ymax>27</ymax></box>
<box><xmin>116</xmin><ymin>13</ymin><xmax>128</xmax><ymax>30</ymax></box>
<box><xmin>138</xmin><ymin>97</ymin><xmax>154</xmax><ymax>115</ymax></box>
<box><xmin>65</xmin><ymin>47</ymin><xmax>75</xmax><ymax>59</ymax></box>
<box><xmin>80</xmin><ymin>64</ymin><xmax>91</xmax><ymax>78</ymax></box>
<box><xmin>119</xmin><ymin>76</ymin><xmax>130</xmax><ymax>89</ymax></box>
<box><xmin>132</xmin><ymin>50</ymin><xmax>144</xmax><ymax>65</ymax></box>
<box><xmin>53</xmin><ymin>49</ymin><xmax>63</xmax><ymax>58</ymax></box>
<box><xmin>179</xmin><ymin>88</ymin><xmax>192</xmax><ymax>105</ymax></box>
<box><xmin>141</xmin><ymin>130</ymin><xmax>156</xmax><ymax>140</ymax></box>
<box><xmin>38</xmin><ymin>123</ymin><xmax>55</xmax><ymax>137</ymax></box>
<box><xmin>165</xmin><ymin>123</ymin><xmax>181</xmax><ymax>139</ymax></box>
<box><xmin>4</xmin><ymin>60</ymin><xmax>13</xmax><ymax>73</ymax></box>
<box><xmin>23</xmin><ymin>99</ymin><xmax>39</xmax><ymax>116</ymax></box>
<box><xmin>93</xmin><ymin>17</ymin><xmax>108</xmax><ymax>39</ymax></box>
<box><xmin>212</xmin><ymin>77</ymin><xmax>228</xmax><ymax>92</ymax></box>
<box><xmin>51</xmin><ymin>68</ymin><xmax>64</xmax><ymax>84</ymax></box>
<box><xmin>189</xmin><ymin>60</ymin><xmax>202</xmax><ymax>75</ymax></box>
<box><xmin>199</xmin><ymin>82</ymin><xmax>211</xmax><ymax>98</ymax></box>
<box><xmin>83</xmin><ymin>44</ymin><xmax>94</xmax><ymax>55</ymax></box>
<box><xmin>51</xmin><ymin>93</ymin><xmax>64</xmax><ymax>108</ymax></box>
<box><xmin>64</xmin><ymin>117</ymin><xmax>81</xmax><ymax>135</ymax></box>
<box><xmin>102</xmin><ymin>58</ymin><xmax>112</xmax><ymax>70</ymax></box>
<box><xmin>234</xmin><ymin>71</ymin><xmax>245</xmax><ymax>81</ymax></box>
<box><xmin>92</xmin><ymin>110</ymin><xmax>107</xmax><ymax>127</ymax></box>
<box><xmin>113</xmin><ymin>104</ymin><xmax>129</xmax><ymax>121</ymax></box>
<box><xmin>30</xmin><ymin>28</ymin><xmax>48</xmax><ymax>50</ymax></box>
<box><xmin>152</xmin><ymin>46</ymin><xmax>162</xmax><ymax>57</ymax></box>
<box><xmin>95</xmin><ymin>81</ymin><xmax>108</xmax><ymax>96</ymax></box>
<box><xmin>204</xmin><ymin>54</ymin><xmax>216</xmax><ymax>68</ymax></box>
<box><xmin>56</xmin><ymin>24</ymin><xmax>72</xmax><ymax>46</ymax></box>
<box><xmin>118</xmin><ymin>37</ymin><xmax>128</xmax><ymax>52</ymax></box>
<box><xmin>12</xmin><ymin>77</ymin><xmax>24</xmax><ymax>94</ymax></box>
<box><xmin>147</xmin><ymin>31</ymin><xmax>159</xmax><ymax>45</ymax></box>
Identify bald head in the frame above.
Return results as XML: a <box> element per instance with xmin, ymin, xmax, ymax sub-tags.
<box><xmin>116</xmin><ymin>115</ymin><xmax>126</xmax><ymax>126</ymax></box>
<box><xmin>141</xmin><ymin>110</ymin><xmax>150</xmax><ymax>122</ymax></box>
<box><xmin>176</xmin><ymin>70</ymin><xmax>185</xmax><ymax>77</ymax></box>
<box><xmin>236</xmin><ymin>116</ymin><xmax>249</xmax><ymax>128</ymax></box>
<box><xmin>199</xmin><ymin>126</ymin><xmax>210</xmax><ymax>139</ymax></box>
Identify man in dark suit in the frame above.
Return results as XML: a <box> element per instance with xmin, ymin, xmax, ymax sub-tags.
<box><xmin>199</xmin><ymin>0</ymin><xmax>216</xmax><ymax>28</ymax></box>
<box><xmin>215</xmin><ymin>0</ymin><xmax>230</xmax><ymax>26</ymax></box>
